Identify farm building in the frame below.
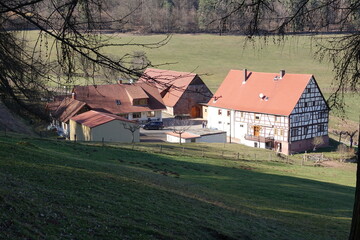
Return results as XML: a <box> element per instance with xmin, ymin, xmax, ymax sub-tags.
<box><xmin>207</xmin><ymin>69</ymin><xmax>330</xmax><ymax>155</ymax></box>
<box><xmin>72</xmin><ymin>82</ymin><xmax>166</xmax><ymax>122</ymax></box>
<box><xmin>138</xmin><ymin>68</ymin><xmax>212</xmax><ymax>118</ymax></box>
<box><xmin>69</xmin><ymin>110</ymin><xmax>139</xmax><ymax>143</ymax></box>
<box><xmin>166</xmin><ymin>128</ymin><xmax>226</xmax><ymax>143</ymax></box>
<box><xmin>50</xmin><ymin>97</ymin><xmax>89</xmax><ymax>137</ymax></box>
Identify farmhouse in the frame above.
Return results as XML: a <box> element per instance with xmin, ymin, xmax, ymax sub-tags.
<box><xmin>50</xmin><ymin>97</ymin><xmax>89</xmax><ymax>137</ymax></box>
<box><xmin>72</xmin><ymin>82</ymin><xmax>166</xmax><ymax>122</ymax></box>
<box><xmin>166</xmin><ymin>128</ymin><xmax>226</xmax><ymax>144</ymax></box>
<box><xmin>138</xmin><ymin>68</ymin><xmax>212</xmax><ymax>117</ymax></box>
<box><xmin>207</xmin><ymin>69</ymin><xmax>330</xmax><ymax>155</ymax></box>
<box><xmin>69</xmin><ymin>110</ymin><xmax>139</xmax><ymax>142</ymax></box>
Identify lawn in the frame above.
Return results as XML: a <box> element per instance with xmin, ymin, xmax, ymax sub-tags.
<box><xmin>0</xmin><ymin>133</ymin><xmax>356</xmax><ymax>239</ymax></box>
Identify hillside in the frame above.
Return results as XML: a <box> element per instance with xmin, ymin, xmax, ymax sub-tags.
<box><xmin>0</xmin><ymin>133</ymin><xmax>356</xmax><ymax>239</ymax></box>
<box><xmin>0</xmin><ymin>101</ymin><xmax>34</xmax><ymax>135</ymax></box>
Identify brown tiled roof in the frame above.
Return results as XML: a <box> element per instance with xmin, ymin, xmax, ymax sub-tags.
<box><xmin>72</xmin><ymin>83</ymin><xmax>165</xmax><ymax>114</ymax></box>
<box><xmin>138</xmin><ymin>68</ymin><xmax>199</xmax><ymax>107</ymax></box>
<box><xmin>124</xmin><ymin>85</ymin><xmax>148</xmax><ymax>100</ymax></box>
<box><xmin>207</xmin><ymin>70</ymin><xmax>314</xmax><ymax>116</ymax></box>
<box><xmin>70</xmin><ymin>110</ymin><xmax>134</xmax><ymax>128</ymax></box>
<box><xmin>53</xmin><ymin>97</ymin><xmax>87</xmax><ymax>123</ymax></box>
<box><xmin>45</xmin><ymin>101</ymin><xmax>62</xmax><ymax>114</ymax></box>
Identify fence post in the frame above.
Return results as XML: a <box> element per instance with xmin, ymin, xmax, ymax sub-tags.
<box><xmin>74</xmin><ymin>134</ymin><xmax>77</xmax><ymax>143</ymax></box>
<box><xmin>254</xmin><ymin>153</ymin><xmax>256</xmax><ymax>161</ymax></box>
<box><xmin>221</xmin><ymin>151</ymin><xmax>224</xmax><ymax>158</ymax></box>
<box><xmin>160</xmin><ymin>145</ymin><xmax>162</xmax><ymax>153</ymax></box>
<box><xmin>182</xmin><ymin>146</ymin><xmax>185</xmax><ymax>156</ymax></box>
<box><xmin>102</xmin><ymin>137</ymin><xmax>104</xmax><ymax>147</ymax></box>
<box><xmin>202</xmin><ymin>148</ymin><xmax>204</xmax><ymax>158</ymax></box>
<box><xmin>237</xmin><ymin>152</ymin><xmax>240</xmax><ymax>160</ymax></box>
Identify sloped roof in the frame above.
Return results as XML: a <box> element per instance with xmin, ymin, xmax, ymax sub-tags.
<box><xmin>138</xmin><ymin>68</ymin><xmax>200</xmax><ymax>107</ymax></box>
<box><xmin>207</xmin><ymin>70</ymin><xmax>313</xmax><ymax>116</ymax></box>
<box><xmin>70</xmin><ymin>110</ymin><xmax>135</xmax><ymax>128</ymax></box>
<box><xmin>53</xmin><ymin>97</ymin><xmax>87</xmax><ymax>123</ymax></box>
<box><xmin>72</xmin><ymin>83</ymin><xmax>165</xmax><ymax>114</ymax></box>
<box><xmin>125</xmin><ymin>84</ymin><xmax>149</xmax><ymax>100</ymax></box>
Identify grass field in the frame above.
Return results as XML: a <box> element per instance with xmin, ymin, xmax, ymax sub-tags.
<box><xmin>0</xmin><ymin>133</ymin><xmax>356</xmax><ymax>239</ymax></box>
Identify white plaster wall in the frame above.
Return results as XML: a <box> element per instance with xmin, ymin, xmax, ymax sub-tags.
<box><xmin>166</xmin><ymin>134</ymin><xmax>190</xmax><ymax>143</ymax></box>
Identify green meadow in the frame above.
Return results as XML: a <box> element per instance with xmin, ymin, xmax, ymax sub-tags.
<box><xmin>0</xmin><ymin>133</ymin><xmax>356</xmax><ymax>239</ymax></box>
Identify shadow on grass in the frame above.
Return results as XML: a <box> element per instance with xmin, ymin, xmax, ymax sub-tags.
<box><xmin>0</xmin><ymin>135</ymin><xmax>355</xmax><ymax>240</ymax></box>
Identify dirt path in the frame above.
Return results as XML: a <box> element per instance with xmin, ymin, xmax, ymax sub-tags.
<box><xmin>0</xmin><ymin>101</ymin><xmax>34</xmax><ymax>135</ymax></box>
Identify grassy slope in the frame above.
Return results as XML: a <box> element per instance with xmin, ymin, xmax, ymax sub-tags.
<box><xmin>0</xmin><ymin>133</ymin><xmax>356</xmax><ymax>239</ymax></box>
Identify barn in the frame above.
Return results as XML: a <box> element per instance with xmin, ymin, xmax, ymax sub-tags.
<box><xmin>138</xmin><ymin>68</ymin><xmax>213</xmax><ymax>118</ymax></box>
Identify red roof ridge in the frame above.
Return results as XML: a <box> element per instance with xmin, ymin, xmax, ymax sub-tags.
<box><xmin>208</xmin><ymin>69</ymin><xmax>315</xmax><ymax>116</ymax></box>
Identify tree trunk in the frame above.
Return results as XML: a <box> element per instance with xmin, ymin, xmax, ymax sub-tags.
<box><xmin>349</xmin><ymin>125</ymin><xmax>360</xmax><ymax>239</ymax></box>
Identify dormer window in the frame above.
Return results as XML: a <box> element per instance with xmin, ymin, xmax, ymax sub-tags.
<box><xmin>115</xmin><ymin>100</ymin><xmax>121</xmax><ymax>105</ymax></box>
<box><xmin>133</xmin><ymin>98</ymin><xmax>148</xmax><ymax>106</ymax></box>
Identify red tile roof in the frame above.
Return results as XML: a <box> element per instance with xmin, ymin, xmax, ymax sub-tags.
<box><xmin>53</xmin><ymin>97</ymin><xmax>87</xmax><ymax>123</ymax></box>
<box><xmin>207</xmin><ymin>70</ymin><xmax>313</xmax><ymax>116</ymax></box>
<box><xmin>70</xmin><ymin>110</ymin><xmax>135</xmax><ymax>128</ymax></box>
<box><xmin>138</xmin><ymin>68</ymin><xmax>199</xmax><ymax>107</ymax></box>
<box><xmin>72</xmin><ymin>83</ymin><xmax>165</xmax><ymax>114</ymax></box>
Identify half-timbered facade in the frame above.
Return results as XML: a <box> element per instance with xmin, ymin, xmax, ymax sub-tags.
<box><xmin>207</xmin><ymin>69</ymin><xmax>329</xmax><ymax>155</ymax></box>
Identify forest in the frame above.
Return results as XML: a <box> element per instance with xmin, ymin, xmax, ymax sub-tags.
<box><xmin>6</xmin><ymin>0</ymin><xmax>360</xmax><ymax>34</ymax></box>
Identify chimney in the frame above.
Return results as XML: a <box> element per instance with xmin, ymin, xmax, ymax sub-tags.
<box><xmin>280</xmin><ymin>70</ymin><xmax>285</xmax><ymax>79</ymax></box>
<box><xmin>71</xmin><ymin>92</ymin><xmax>76</xmax><ymax>100</ymax></box>
<box><xmin>243</xmin><ymin>68</ymin><xmax>248</xmax><ymax>84</ymax></box>
<box><xmin>118</xmin><ymin>80</ymin><xmax>123</xmax><ymax>84</ymax></box>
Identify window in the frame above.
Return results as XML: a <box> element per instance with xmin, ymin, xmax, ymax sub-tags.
<box><xmin>274</xmin><ymin>129</ymin><xmax>278</xmax><ymax>135</ymax></box>
<box><xmin>275</xmin><ymin>116</ymin><xmax>279</xmax><ymax>122</ymax></box>
<box><xmin>115</xmin><ymin>99</ymin><xmax>121</xmax><ymax>105</ymax></box>
<box><xmin>241</xmin><ymin>112</ymin><xmax>244</xmax><ymax>117</ymax></box>
<box><xmin>119</xmin><ymin>114</ymin><xmax>128</xmax><ymax>119</ymax></box>
<box><xmin>304</xmin><ymin>102</ymin><xmax>308</xmax><ymax>107</ymax></box>
<box><xmin>254</xmin><ymin>142</ymin><xmax>258</xmax><ymax>148</ymax></box>
<box><xmin>132</xmin><ymin>112</ymin><xmax>141</xmax><ymax>119</ymax></box>
<box><xmin>307</xmin><ymin>88</ymin><xmax>311</xmax><ymax>93</ymax></box>
<box><xmin>218</xmin><ymin>109</ymin><xmax>222</xmax><ymax>115</ymax></box>
<box><xmin>255</xmin><ymin>114</ymin><xmax>260</xmax><ymax>120</ymax></box>
<box><xmin>227</xmin><ymin>110</ymin><xmax>231</xmax><ymax>116</ymax></box>
<box><xmin>218</xmin><ymin>121</ymin><xmax>222</xmax><ymax>124</ymax></box>
<box><xmin>133</xmin><ymin>98</ymin><xmax>148</xmax><ymax>106</ymax></box>
<box><xmin>147</xmin><ymin>111</ymin><xmax>155</xmax><ymax>117</ymax></box>
<box><xmin>240</xmin><ymin>124</ymin><xmax>244</xmax><ymax>127</ymax></box>
<box><xmin>280</xmin><ymin>130</ymin><xmax>284</xmax><ymax>136</ymax></box>
<box><xmin>293</xmin><ymin>116</ymin><xmax>299</xmax><ymax>122</ymax></box>
<box><xmin>205</xmin><ymin>109</ymin><xmax>207</xmax><ymax>112</ymax></box>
